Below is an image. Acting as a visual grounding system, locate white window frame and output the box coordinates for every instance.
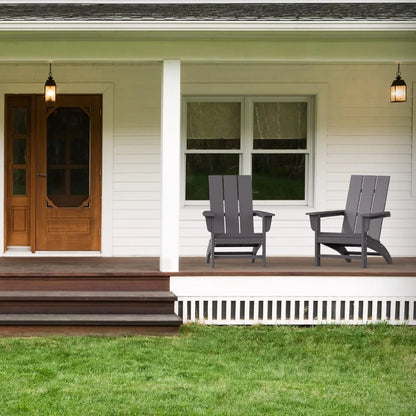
[182,95,314,206]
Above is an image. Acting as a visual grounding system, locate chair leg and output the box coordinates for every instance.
[361,234,368,268]
[262,240,266,268]
[315,239,321,266]
[367,237,393,265]
[326,244,352,263]
[210,239,215,268]
[251,245,260,263]
[205,240,211,264]
[378,242,393,265]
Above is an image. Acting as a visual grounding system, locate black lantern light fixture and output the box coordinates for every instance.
[44,62,56,103]
[390,63,407,103]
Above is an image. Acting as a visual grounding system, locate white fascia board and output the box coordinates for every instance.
[0,20,415,31]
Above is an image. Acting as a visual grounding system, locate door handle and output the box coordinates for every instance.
[37,173,48,177]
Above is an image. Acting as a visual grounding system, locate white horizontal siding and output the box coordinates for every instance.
[105,64,162,256]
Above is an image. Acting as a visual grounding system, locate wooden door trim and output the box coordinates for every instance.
[4,94,102,252]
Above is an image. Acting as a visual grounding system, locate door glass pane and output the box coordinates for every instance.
[186,154,239,200]
[13,108,28,135]
[47,107,90,207]
[13,169,26,196]
[47,168,66,195]
[47,138,66,164]
[71,169,89,195]
[13,138,27,164]
[187,102,241,150]
[71,137,89,164]
[253,102,307,150]
[252,154,305,200]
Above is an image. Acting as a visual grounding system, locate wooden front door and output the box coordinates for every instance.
[4,94,102,252]
[35,95,102,251]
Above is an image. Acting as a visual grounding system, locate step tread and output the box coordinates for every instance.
[0,313,182,326]
[0,291,176,301]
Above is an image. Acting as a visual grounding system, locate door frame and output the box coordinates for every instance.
[1,82,114,256]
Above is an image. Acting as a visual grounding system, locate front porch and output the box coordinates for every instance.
[0,256,415,333]
[1,256,415,275]
[0,255,415,276]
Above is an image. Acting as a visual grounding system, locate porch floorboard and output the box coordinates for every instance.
[0,256,414,277]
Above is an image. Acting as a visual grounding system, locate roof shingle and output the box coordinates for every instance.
[0,3,415,22]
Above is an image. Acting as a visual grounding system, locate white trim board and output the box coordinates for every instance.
[172,275,416,325]
[1,21,415,32]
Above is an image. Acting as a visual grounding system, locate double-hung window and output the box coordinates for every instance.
[183,96,313,204]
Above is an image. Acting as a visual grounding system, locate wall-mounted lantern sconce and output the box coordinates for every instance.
[390,63,407,103]
[44,62,56,103]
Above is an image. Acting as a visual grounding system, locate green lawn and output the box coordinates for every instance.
[0,324,415,415]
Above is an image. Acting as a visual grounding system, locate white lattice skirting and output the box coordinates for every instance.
[171,276,416,326]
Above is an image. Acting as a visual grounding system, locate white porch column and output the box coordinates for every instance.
[160,60,181,272]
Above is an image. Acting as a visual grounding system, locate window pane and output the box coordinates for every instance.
[13,169,26,196]
[187,102,241,150]
[13,138,26,164]
[186,154,239,200]
[13,108,28,135]
[253,102,307,150]
[252,154,305,200]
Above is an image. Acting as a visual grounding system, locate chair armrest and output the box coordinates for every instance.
[360,211,391,233]
[203,211,215,233]
[253,210,274,233]
[306,210,345,218]
[360,211,391,219]
[253,210,275,218]
[306,210,345,232]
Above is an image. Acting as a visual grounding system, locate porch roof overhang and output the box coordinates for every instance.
[1,2,415,32]
[0,3,415,63]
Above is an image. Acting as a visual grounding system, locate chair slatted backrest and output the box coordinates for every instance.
[209,175,254,235]
[342,175,390,239]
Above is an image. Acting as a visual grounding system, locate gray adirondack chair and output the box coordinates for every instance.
[307,175,392,268]
[203,175,274,268]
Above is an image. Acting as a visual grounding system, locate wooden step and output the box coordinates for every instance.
[0,276,170,291]
[0,291,177,314]
[0,314,182,337]
[0,313,182,325]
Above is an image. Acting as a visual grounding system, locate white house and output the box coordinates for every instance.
[0,1,415,329]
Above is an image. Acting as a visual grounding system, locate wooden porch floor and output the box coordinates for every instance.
[0,256,415,277]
